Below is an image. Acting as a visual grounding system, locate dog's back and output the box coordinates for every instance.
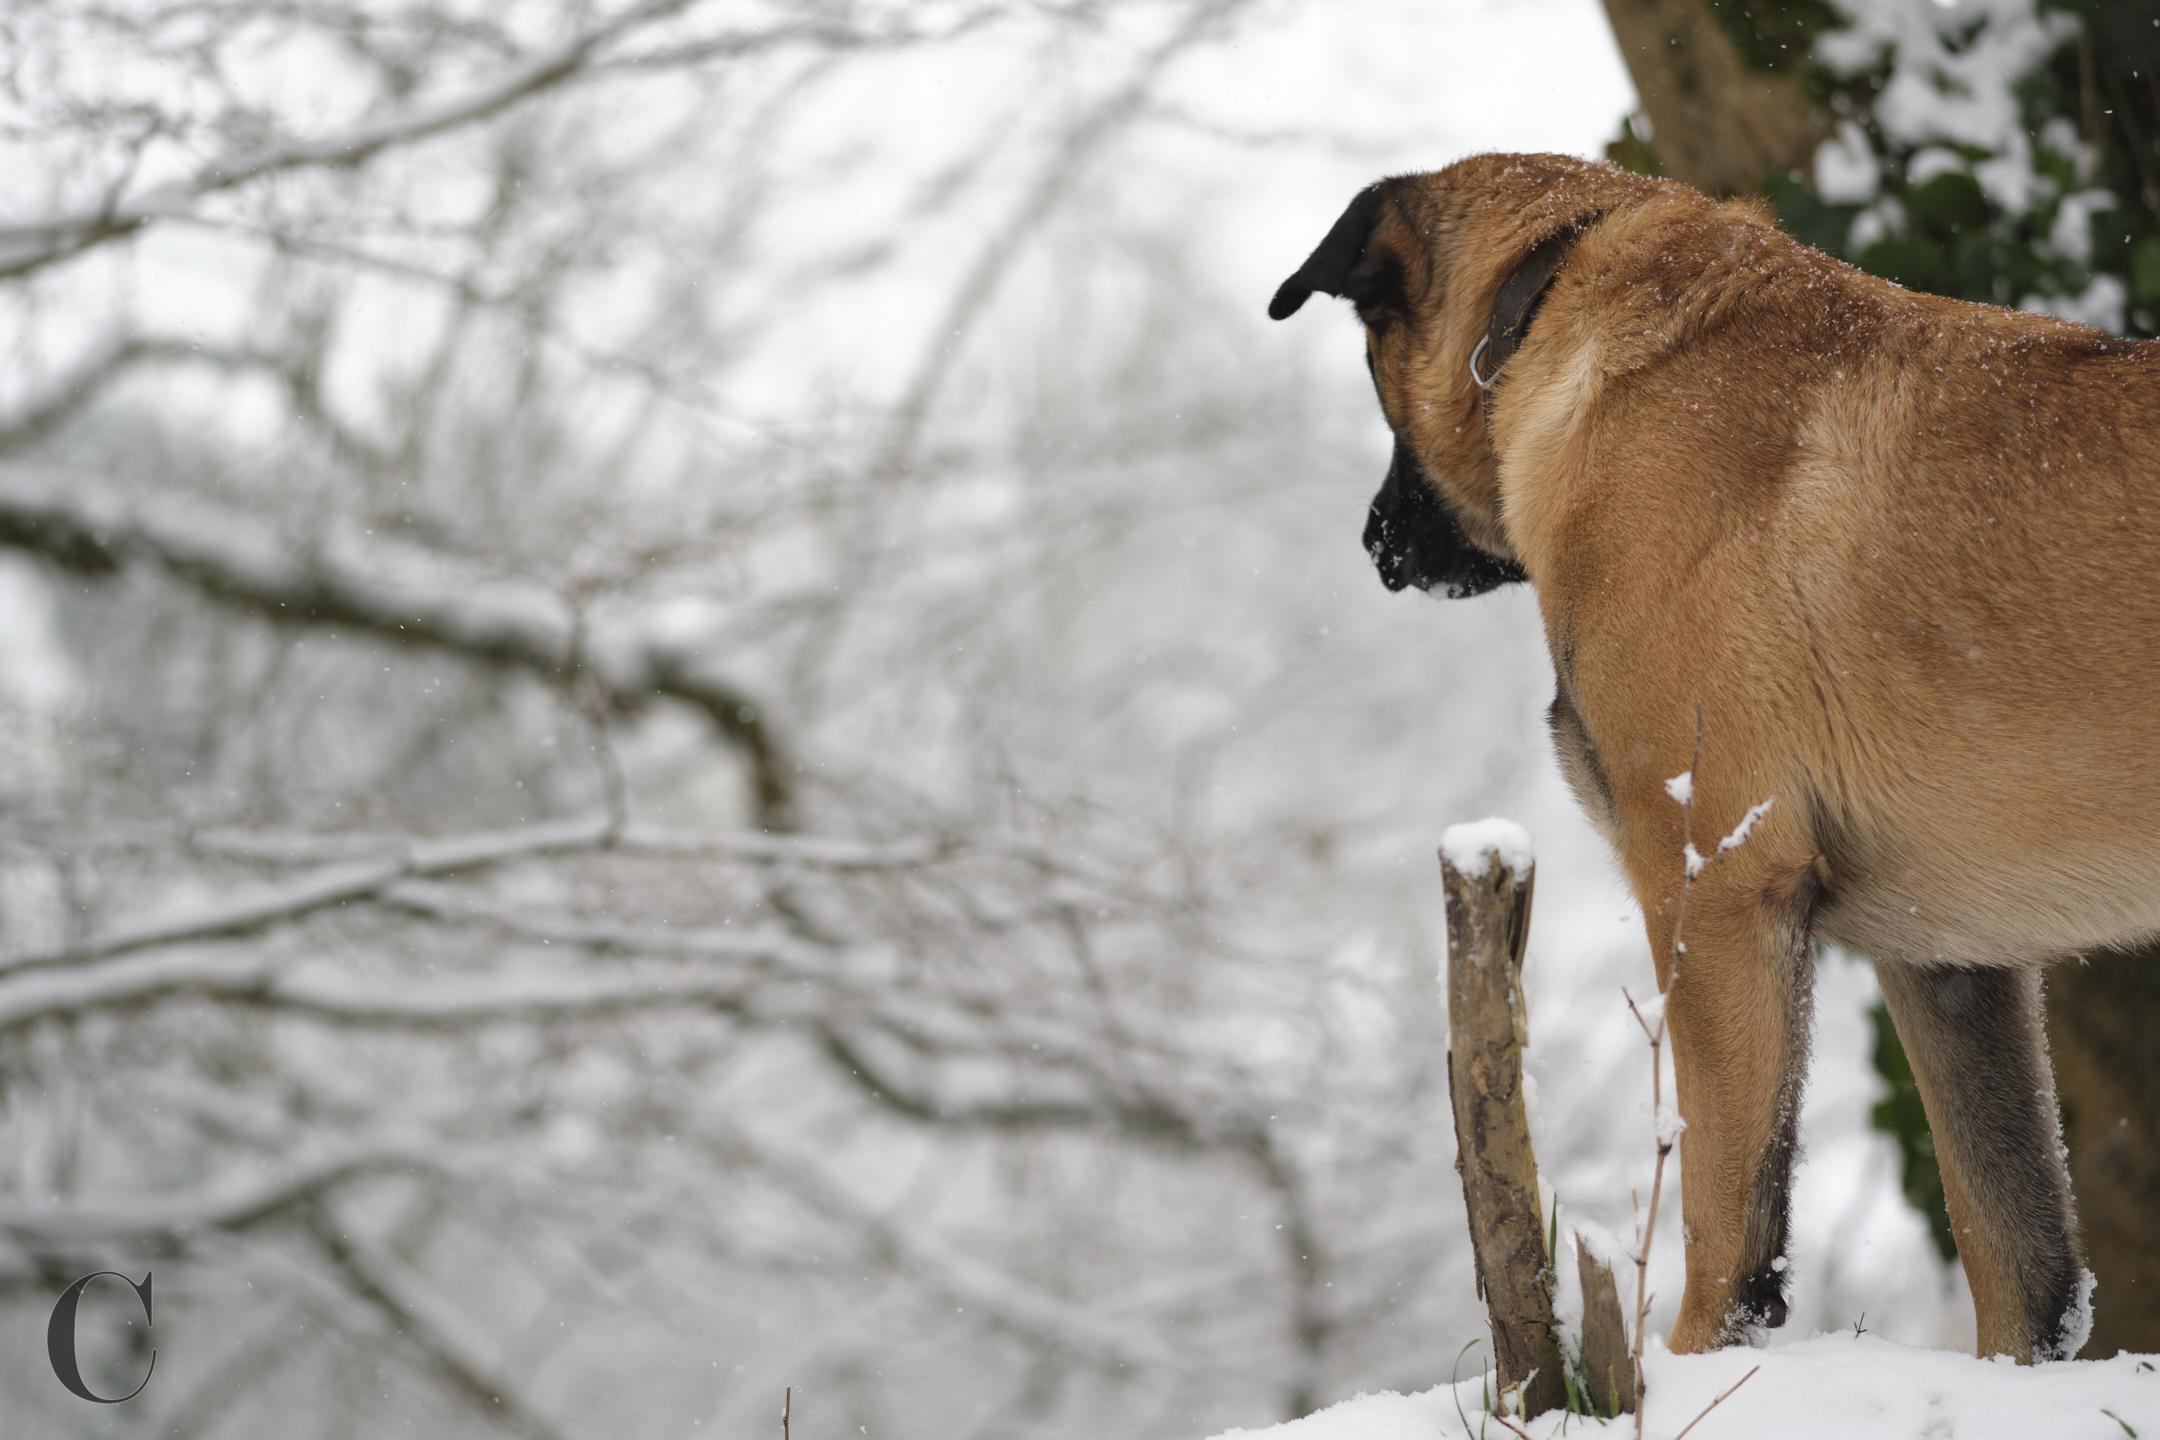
[1797,296,2160,962]
[1506,193,2160,965]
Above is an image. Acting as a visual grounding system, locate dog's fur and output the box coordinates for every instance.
[1270,153,2160,1359]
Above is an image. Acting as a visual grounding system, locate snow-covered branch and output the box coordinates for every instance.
[0,946,801,1036]
[0,1139,448,1247]
[194,818,947,871]
[0,468,790,819]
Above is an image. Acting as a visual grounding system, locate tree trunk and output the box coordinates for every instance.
[2047,949,2160,1353]
[1597,0,1822,194]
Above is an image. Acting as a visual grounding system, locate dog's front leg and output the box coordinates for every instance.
[1633,843,1818,1354]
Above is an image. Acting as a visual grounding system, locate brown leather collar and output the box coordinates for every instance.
[1472,220,1594,424]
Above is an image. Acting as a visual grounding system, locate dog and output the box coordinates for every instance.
[1270,152,2160,1361]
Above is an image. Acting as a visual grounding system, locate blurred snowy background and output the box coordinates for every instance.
[0,0,2092,1435]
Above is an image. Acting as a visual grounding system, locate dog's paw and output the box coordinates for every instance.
[1666,1305,1726,1355]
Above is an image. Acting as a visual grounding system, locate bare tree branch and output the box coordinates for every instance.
[0,0,701,280]
[0,812,945,978]
[600,9,1002,70]
[0,334,381,461]
[733,1121,1241,1378]
[878,0,1252,467]
[309,1214,576,1440]
[0,816,609,978]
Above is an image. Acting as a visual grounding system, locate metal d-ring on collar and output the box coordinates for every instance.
[1467,334,1495,390]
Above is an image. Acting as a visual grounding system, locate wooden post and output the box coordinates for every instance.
[1440,827,1565,1418]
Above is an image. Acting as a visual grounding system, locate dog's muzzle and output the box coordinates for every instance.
[1363,440,1527,599]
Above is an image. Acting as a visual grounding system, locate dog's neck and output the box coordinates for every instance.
[1470,222,1593,422]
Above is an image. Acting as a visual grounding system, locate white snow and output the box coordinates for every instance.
[1820,1,2077,171]
[1440,818,1535,879]
[1906,145,1968,188]
[1569,1216,1632,1277]
[2047,190,2115,266]
[1662,771,1693,806]
[1549,1217,1586,1369]
[1717,797,1776,856]
[1813,120,1880,204]
[0,555,75,714]
[2052,1269,2101,1365]
[1207,1336,2160,1439]
[2024,274,2128,335]
[1849,194,1908,252]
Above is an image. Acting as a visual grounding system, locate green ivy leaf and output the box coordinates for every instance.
[2131,234,2160,305]
[1859,233,1947,292]
[1905,170,1990,232]
[1762,172,1857,254]
[1868,1001,1957,1263]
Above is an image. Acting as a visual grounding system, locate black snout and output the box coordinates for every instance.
[1362,492,1412,592]
[1363,441,1527,599]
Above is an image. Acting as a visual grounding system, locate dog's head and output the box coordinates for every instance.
[1269,154,1653,599]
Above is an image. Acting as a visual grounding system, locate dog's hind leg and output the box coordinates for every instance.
[1653,854,1818,1354]
[1872,960,2086,1360]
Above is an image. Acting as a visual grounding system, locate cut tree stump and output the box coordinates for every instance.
[1574,1233,1637,1416]
[1440,831,1565,1418]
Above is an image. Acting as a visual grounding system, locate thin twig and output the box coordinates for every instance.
[564,588,629,841]
[1624,990,1670,1440]
[1628,706,1705,1437]
[1489,1409,1536,1440]
[781,1386,792,1439]
[1670,1364,1760,1440]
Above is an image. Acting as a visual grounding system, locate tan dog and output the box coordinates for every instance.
[1271,153,2160,1361]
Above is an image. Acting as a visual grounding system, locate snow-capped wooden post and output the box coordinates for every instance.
[1440,820,1566,1418]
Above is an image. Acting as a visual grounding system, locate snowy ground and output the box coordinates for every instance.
[1211,1336,2160,1439]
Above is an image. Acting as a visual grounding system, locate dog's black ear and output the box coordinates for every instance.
[1268,184,1393,320]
